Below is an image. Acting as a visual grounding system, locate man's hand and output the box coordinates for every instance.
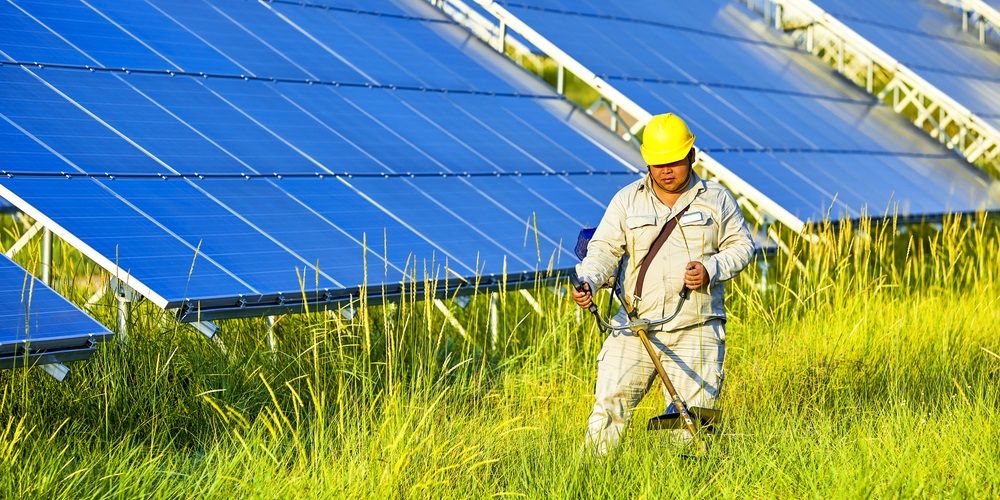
[572,280,593,309]
[684,261,709,290]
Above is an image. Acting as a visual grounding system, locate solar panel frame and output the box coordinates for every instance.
[0,253,112,368]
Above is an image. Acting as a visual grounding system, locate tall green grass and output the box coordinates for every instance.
[0,213,998,497]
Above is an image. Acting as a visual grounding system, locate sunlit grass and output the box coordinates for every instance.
[0,213,998,497]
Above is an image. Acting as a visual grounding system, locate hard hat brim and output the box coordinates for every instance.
[640,135,695,166]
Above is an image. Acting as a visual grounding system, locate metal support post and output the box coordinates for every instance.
[266,315,276,352]
[488,292,499,350]
[866,59,874,94]
[836,38,845,74]
[41,228,52,285]
[609,103,618,132]
[110,278,139,340]
[758,216,773,291]
[773,3,782,30]
[496,20,507,53]
[556,63,565,95]
[116,293,129,340]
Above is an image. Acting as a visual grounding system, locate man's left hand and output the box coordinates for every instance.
[684,261,709,290]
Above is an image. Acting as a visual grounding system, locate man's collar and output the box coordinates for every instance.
[638,171,706,196]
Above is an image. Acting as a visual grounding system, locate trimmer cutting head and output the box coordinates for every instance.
[647,403,722,433]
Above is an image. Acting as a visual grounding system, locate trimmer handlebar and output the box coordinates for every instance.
[570,272,692,333]
[572,273,690,301]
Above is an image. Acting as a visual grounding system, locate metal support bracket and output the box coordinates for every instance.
[945,0,1000,46]
[190,320,226,353]
[84,283,108,310]
[39,362,69,382]
[190,320,218,339]
[339,304,356,321]
[452,295,472,309]
[518,289,543,315]
[746,0,1000,175]
[3,221,43,258]
[41,228,52,285]
[433,298,470,340]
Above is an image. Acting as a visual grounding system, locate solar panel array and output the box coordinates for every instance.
[0,0,642,320]
[490,0,1000,223]
[0,254,112,367]
[813,0,1000,129]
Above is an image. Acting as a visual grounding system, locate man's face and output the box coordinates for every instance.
[648,155,691,193]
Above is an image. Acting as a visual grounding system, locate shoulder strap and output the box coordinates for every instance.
[634,206,688,300]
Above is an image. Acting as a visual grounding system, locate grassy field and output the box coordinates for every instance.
[1,213,998,498]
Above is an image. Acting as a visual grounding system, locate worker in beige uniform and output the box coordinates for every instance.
[573,113,755,454]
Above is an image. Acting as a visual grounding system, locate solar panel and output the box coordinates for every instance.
[485,0,1000,223]
[812,0,1000,129]
[0,253,112,368]
[0,0,642,320]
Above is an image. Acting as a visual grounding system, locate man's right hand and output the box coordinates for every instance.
[572,280,593,309]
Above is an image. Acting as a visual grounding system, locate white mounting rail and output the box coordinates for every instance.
[749,0,1000,169]
[944,0,1000,44]
[429,0,807,234]
[427,0,534,55]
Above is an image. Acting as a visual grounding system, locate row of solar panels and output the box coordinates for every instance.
[1,0,997,374]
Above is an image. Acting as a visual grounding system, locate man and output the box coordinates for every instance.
[573,113,755,454]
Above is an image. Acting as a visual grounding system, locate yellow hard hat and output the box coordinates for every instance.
[640,113,696,165]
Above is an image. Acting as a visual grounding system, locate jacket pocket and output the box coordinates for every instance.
[625,214,658,266]
[625,215,657,229]
[675,210,717,251]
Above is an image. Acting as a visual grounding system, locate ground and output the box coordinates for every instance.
[0,215,997,497]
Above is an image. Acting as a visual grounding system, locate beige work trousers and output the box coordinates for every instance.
[585,319,725,454]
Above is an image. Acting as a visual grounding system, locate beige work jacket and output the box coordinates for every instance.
[576,173,755,331]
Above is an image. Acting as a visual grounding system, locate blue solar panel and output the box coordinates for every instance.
[493,0,1000,222]
[0,0,640,319]
[0,254,112,367]
[813,0,1000,128]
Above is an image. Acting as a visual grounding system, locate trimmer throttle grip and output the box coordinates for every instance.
[569,274,600,314]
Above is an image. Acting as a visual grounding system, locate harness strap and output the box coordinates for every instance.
[633,206,688,300]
